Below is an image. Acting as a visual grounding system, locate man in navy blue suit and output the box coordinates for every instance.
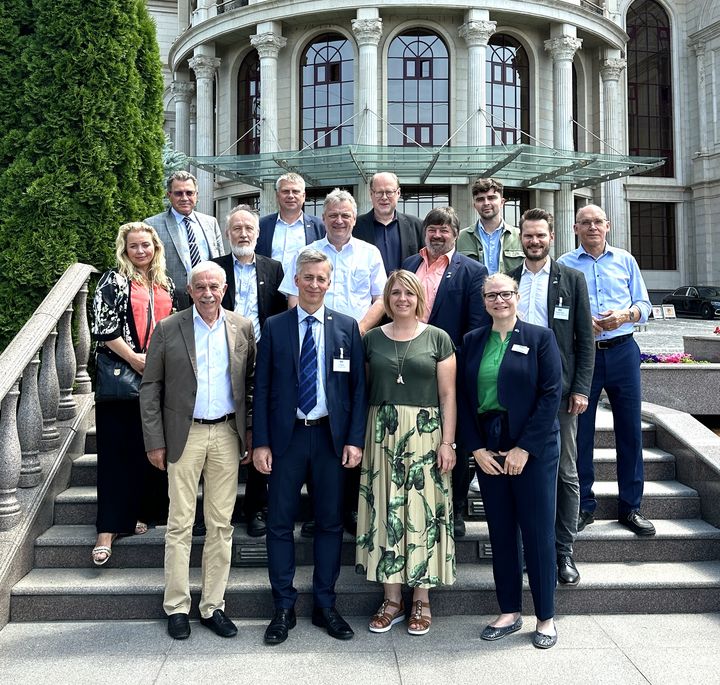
[253,248,367,645]
[402,207,490,536]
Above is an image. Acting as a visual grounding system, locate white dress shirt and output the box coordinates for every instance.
[518,258,551,327]
[233,255,260,341]
[296,305,328,420]
[271,214,306,275]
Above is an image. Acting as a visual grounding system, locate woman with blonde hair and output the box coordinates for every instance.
[91,222,175,565]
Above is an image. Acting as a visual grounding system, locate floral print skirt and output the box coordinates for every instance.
[355,403,456,588]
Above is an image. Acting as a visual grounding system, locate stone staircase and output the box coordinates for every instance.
[9,407,720,621]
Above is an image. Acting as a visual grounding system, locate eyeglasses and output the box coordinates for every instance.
[577,218,606,227]
[483,291,517,302]
[171,190,197,197]
[372,189,399,198]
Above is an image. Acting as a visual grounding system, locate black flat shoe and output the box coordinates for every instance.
[618,510,656,536]
[264,607,297,645]
[577,510,594,532]
[557,554,580,585]
[533,629,558,649]
[312,606,354,640]
[200,608,238,637]
[167,613,191,640]
[247,510,267,538]
[480,616,522,641]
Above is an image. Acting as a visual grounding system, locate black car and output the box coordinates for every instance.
[662,286,720,319]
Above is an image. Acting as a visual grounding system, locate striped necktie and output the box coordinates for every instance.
[183,216,201,267]
[298,316,318,415]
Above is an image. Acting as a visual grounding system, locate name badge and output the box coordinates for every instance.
[511,344,529,355]
[554,306,570,321]
[333,346,350,373]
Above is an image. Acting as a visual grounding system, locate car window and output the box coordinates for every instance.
[688,288,698,297]
[698,287,720,297]
[673,287,688,296]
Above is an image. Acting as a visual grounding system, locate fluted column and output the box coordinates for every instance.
[73,280,92,394]
[188,54,221,215]
[0,382,22,530]
[56,306,77,420]
[18,356,43,487]
[39,330,60,451]
[459,18,496,147]
[172,80,195,156]
[250,32,287,155]
[545,35,582,256]
[600,57,629,250]
[189,103,197,177]
[352,15,382,146]
[693,44,708,155]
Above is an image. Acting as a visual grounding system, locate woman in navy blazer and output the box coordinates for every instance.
[457,273,562,649]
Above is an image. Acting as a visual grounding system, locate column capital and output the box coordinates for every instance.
[351,18,383,46]
[188,55,221,80]
[171,80,195,103]
[544,36,582,61]
[691,42,706,58]
[250,32,287,59]
[459,20,496,47]
[600,57,627,81]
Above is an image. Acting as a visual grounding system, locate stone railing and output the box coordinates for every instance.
[0,263,98,532]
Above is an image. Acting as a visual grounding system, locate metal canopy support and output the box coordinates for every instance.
[521,156,597,187]
[483,147,525,179]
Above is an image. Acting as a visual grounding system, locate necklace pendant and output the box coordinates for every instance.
[396,374,404,384]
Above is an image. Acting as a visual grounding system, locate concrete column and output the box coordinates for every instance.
[351,12,382,147]
[171,79,195,156]
[459,13,496,147]
[189,53,221,215]
[545,32,582,257]
[693,44,708,155]
[250,31,287,155]
[189,103,197,177]
[600,57,629,250]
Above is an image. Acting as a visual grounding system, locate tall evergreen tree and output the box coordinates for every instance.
[0,0,165,348]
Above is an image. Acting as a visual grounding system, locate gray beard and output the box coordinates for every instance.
[232,245,255,258]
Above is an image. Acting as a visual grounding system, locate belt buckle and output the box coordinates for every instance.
[304,418,313,427]
[597,340,610,350]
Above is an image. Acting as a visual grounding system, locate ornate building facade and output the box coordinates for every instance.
[149,0,720,295]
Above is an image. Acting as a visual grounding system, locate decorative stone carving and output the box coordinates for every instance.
[73,280,92,394]
[18,356,43,487]
[459,20,496,47]
[600,57,627,82]
[40,330,60,451]
[0,381,22,530]
[56,306,77,420]
[171,80,196,103]
[188,55,221,81]
[544,36,583,61]
[250,33,287,59]
[351,18,383,46]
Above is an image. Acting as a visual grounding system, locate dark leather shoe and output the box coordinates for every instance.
[312,606,354,640]
[577,510,594,532]
[200,608,238,637]
[167,613,191,640]
[300,520,315,538]
[533,629,558,649]
[618,510,656,536]
[454,509,466,538]
[557,554,580,585]
[344,511,358,536]
[264,608,297,645]
[247,510,267,538]
[192,521,206,537]
[480,616,522,641]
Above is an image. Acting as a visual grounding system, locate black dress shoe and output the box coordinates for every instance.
[192,521,207,537]
[557,554,580,585]
[480,616,522,641]
[247,510,267,538]
[200,608,238,637]
[311,606,354,640]
[454,509,466,538]
[300,520,315,538]
[618,510,656,536]
[344,511,358,536]
[264,607,297,645]
[167,613,191,640]
[577,510,594,532]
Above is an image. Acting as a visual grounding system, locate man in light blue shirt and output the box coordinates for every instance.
[558,204,655,537]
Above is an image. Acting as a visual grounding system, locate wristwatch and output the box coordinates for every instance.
[628,308,637,322]
[441,441,457,449]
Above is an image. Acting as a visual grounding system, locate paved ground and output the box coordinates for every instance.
[1,613,719,684]
[634,315,718,354]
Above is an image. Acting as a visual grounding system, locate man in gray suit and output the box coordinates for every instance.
[140,261,255,640]
[509,208,594,586]
[144,171,225,309]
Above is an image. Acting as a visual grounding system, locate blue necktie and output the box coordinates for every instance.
[298,316,318,415]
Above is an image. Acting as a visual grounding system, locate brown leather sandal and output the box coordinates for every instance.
[407,600,431,635]
[368,598,405,633]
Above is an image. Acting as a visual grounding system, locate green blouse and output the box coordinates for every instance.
[476,330,512,413]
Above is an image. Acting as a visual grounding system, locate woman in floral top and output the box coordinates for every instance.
[91,222,175,565]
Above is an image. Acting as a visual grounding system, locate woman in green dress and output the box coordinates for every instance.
[356,270,457,635]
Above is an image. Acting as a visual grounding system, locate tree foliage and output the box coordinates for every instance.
[0,0,165,348]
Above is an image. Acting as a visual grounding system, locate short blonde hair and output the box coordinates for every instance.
[383,270,426,320]
[482,272,518,295]
[114,222,170,290]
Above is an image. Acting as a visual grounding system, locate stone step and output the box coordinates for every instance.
[592,447,675,481]
[11,560,720,622]
[592,406,656,448]
[33,518,720,570]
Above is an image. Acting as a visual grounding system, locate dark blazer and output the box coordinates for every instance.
[510,259,595,399]
[457,319,562,459]
[256,212,325,259]
[354,210,424,269]
[211,253,286,328]
[253,307,367,459]
[140,309,255,463]
[403,251,491,346]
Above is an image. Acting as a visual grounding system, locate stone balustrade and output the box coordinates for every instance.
[0,263,98,531]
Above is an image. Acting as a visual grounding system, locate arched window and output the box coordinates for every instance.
[387,30,449,147]
[486,34,529,145]
[627,0,673,176]
[237,50,260,155]
[300,34,354,149]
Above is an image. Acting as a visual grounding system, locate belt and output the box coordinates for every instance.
[595,333,633,350]
[296,416,329,427]
[193,413,235,425]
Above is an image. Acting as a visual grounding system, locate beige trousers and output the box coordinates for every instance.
[164,421,239,618]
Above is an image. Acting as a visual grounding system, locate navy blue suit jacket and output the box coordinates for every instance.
[403,251,491,346]
[457,319,562,459]
[253,306,367,459]
[354,210,424,269]
[256,212,325,259]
